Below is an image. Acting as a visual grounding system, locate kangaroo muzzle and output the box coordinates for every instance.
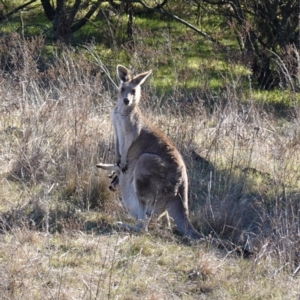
[124,98,129,105]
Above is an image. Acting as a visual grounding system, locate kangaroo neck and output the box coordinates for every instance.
[115,104,141,117]
[115,104,133,116]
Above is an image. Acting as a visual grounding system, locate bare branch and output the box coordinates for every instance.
[0,0,38,22]
[121,0,224,46]
[69,0,82,24]
[158,7,222,45]
[71,0,103,33]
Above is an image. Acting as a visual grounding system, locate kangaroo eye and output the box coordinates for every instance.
[132,89,136,95]
[121,87,125,93]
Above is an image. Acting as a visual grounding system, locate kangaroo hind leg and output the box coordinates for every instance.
[167,194,203,240]
[133,153,172,228]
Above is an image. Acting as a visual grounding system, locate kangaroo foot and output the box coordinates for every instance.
[115,222,145,233]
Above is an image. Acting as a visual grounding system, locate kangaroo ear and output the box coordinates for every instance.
[132,70,152,86]
[117,65,132,83]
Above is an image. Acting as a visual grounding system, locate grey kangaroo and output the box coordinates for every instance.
[97,65,202,239]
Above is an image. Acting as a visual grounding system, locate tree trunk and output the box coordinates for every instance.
[126,3,135,50]
[53,10,72,42]
[40,0,55,21]
[252,56,278,90]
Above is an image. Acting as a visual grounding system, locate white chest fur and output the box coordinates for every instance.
[113,110,140,158]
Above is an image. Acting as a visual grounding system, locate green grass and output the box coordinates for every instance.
[2,1,298,109]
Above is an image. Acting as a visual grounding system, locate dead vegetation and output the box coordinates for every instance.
[0,33,300,299]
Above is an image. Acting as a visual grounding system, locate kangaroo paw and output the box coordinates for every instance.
[108,171,116,179]
[119,162,128,173]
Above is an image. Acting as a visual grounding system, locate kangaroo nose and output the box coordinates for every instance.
[124,98,129,105]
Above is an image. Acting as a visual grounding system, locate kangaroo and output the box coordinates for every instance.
[96,163,120,191]
[97,65,202,239]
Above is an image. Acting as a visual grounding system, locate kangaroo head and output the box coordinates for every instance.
[117,65,152,108]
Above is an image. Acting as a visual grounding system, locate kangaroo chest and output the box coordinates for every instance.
[113,111,140,155]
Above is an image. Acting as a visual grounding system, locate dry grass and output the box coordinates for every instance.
[0,229,299,299]
[0,33,300,299]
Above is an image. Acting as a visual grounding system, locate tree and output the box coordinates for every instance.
[196,0,300,89]
[40,0,103,42]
